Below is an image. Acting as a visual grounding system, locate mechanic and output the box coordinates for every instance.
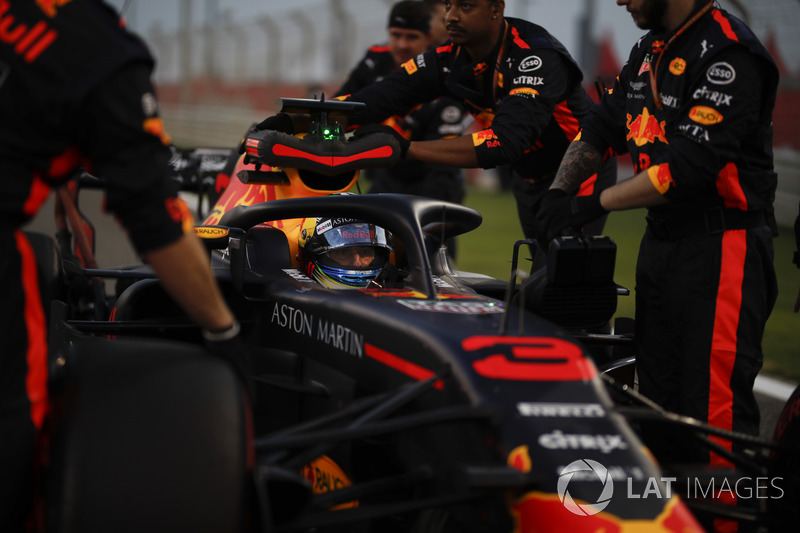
[0,2,245,530]
[263,0,616,256]
[298,217,395,289]
[423,0,450,47]
[335,0,468,258]
[534,0,778,529]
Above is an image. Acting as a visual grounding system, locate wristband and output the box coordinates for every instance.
[202,320,240,342]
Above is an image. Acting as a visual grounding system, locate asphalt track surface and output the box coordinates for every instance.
[26,190,797,441]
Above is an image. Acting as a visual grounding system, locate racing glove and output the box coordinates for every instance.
[254,112,295,134]
[203,321,255,399]
[534,192,608,247]
[353,123,410,158]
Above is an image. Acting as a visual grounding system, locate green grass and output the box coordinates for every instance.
[456,187,800,382]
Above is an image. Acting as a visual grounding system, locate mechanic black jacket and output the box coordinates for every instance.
[336,44,467,184]
[0,0,188,253]
[347,17,593,183]
[579,2,779,217]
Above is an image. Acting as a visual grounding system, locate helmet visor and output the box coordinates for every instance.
[314,221,390,253]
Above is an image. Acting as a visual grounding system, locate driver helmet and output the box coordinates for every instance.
[298,217,393,289]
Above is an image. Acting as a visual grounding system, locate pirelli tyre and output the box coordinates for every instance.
[768,384,800,531]
[44,334,253,533]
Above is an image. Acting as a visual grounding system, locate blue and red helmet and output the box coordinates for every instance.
[298,217,393,289]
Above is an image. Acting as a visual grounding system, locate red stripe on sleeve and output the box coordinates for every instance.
[552,101,581,141]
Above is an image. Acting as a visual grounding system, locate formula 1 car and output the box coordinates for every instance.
[33,98,799,532]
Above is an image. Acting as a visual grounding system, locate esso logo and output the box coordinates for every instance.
[519,55,543,72]
[706,62,736,85]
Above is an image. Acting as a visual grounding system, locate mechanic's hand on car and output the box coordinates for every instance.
[534,189,608,247]
[203,321,256,399]
[254,112,295,134]
[353,123,410,158]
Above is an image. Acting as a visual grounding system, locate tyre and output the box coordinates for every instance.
[768,384,800,531]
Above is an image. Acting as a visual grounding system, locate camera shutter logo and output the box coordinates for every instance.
[557,459,614,516]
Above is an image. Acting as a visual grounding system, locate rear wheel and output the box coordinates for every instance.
[768,384,800,530]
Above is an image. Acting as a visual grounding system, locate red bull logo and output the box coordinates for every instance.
[510,492,702,533]
[508,446,532,474]
[626,107,668,147]
[472,129,500,148]
[651,40,665,54]
[647,163,674,194]
[0,0,58,63]
[402,58,418,75]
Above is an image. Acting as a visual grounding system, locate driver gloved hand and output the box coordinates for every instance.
[534,191,608,246]
[202,321,255,400]
[353,123,410,158]
[254,112,295,134]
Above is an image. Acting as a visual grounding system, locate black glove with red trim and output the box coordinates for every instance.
[534,191,608,247]
[353,123,410,158]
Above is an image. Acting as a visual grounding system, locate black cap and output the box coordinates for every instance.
[387,1,431,33]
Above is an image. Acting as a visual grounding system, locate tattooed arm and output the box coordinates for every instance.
[550,140,604,194]
[552,140,669,210]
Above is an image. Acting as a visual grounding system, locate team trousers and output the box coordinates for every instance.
[636,225,776,465]
[0,231,48,532]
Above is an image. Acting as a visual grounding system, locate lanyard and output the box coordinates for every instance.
[650,1,714,109]
[452,19,511,113]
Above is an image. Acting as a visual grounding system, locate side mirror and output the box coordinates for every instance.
[194,225,235,251]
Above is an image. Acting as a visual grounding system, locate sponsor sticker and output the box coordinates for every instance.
[629,81,647,92]
[668,57,686,76]
[510,87,539,97]
[517,402,606,418]
[508,445,533,473]
[706,61,736,85]
[397,300,504,314]
[316,219,333,234]
[518,55,542,72]
[638,55,652,76]
[538,430,628,454]
[692,85,733,106]
[194,226,228,238]
[512,75,544,86]
[472,128,498,147]
[402,58,418,75]
[689,105,723,125]
[440,105,462,123]
[141,92,159,117]
[647,163,673,194]
[302,456,358,509]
